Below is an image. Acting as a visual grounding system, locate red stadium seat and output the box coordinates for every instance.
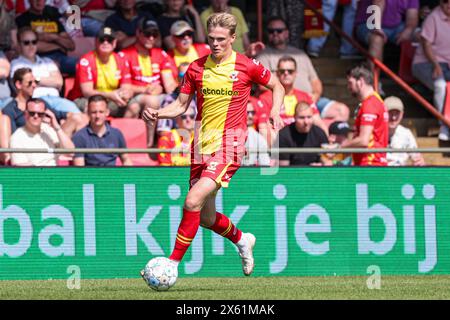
[398,41,417,85]
[68,37,96,59]
[64,77,75,98]
[109,118,159,166]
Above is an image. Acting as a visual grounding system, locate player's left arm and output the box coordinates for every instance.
[341,125,374,148]
[142,92,194,123]
[264,74,285,131]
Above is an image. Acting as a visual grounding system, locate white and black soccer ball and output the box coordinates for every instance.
[142,257,178,291]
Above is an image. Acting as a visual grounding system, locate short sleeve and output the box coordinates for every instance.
[420,12,437,44]
[78,57,94,84]
[247,58,271,86]
[117,52,132,85]
[179,63,197,95]
[72,131,86,158]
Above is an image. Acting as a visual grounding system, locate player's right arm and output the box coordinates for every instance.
[142,92,194,122]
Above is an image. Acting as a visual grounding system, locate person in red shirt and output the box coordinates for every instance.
[121,17,178,147]
[142,12,285,281]
[69,27,135,118]
[341,64,389,166]
[167,20,211,68]
[257,55,327,146]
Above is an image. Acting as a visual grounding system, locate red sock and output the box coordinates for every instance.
[169,208,200,261]
[208,212,242,244]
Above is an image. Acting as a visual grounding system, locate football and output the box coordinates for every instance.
[141,257,178,291]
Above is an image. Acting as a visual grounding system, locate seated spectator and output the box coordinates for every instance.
[0,68,85,164]
[256,17,324,104]
[157,104,195,166]
[258,55,330,146]
[167,20,210,67]
[157,0,205,50]
[306,0,360,59]
[104,0,156,50]
[355,0,419,88]
[121,17,178,147]
[0,51,12,109]
[322,121,353,166]
[10,97,75,166]
[15,0,77,75]
[0,0,19,60]
[277,102,329,166]
[72,95,133,166]
[242,98,270,166]
[68,27,136,118]
[412,1,450,141]
[11,27,81,114]
[200,0,249,53]
[385,96,425,166]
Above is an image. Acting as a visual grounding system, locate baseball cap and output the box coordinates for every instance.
[170,20,194,36]
[138,17,159,32]
[97,26,116,39]
[329,121,352,136]
[384,96,404,112]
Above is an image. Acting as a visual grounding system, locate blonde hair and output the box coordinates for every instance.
[206,12,237,35]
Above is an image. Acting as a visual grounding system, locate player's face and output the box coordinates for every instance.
[277,61,297,87]
[294,107,314,133]
[388,109,403,130]
[19,31,38,58]
[207,26,235,59]
[138,29,159,49]
[267,20,288,47]
[173,31,193,51]
[88,101,110,127]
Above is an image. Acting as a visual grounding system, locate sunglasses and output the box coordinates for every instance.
[98,36,114,44]
[25,80,39,87]
[175,32,194,39]
[22,39,38,46]
[27,111,46,118]
[181,114,195,120]
[143,30,159,38]
[268,28,286,34]
[277,69,295,75]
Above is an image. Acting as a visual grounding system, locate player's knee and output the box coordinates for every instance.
[184,196,202,212]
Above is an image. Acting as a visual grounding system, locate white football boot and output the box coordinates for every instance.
[237,233,256,276]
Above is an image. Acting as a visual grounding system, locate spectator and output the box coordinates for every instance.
[72,95,133,166]
[0,51,12,109]
[11,27,81,114]
[412,1,450,141]
[341,64,389,166]
[354,0,419,87]
[121,17,178,146]
[242,98,270,166]
[15,0,77,75]
[257,55,329,146]
[10,97,75,166]
[200,0,249,53]
[157,0,205,50]
[322,121,353,166]
[68,27,136,118]
[267,0,304,49]
[0,68,85,164]
[256,17,323,103]
[167,20,210,67]
[71,0,116,37]
[104,0,156,50]
[384,96,425,166]
[306,0,360,59]
[0,0,18,60]
[277,102,329,166]
[157,104,195,166]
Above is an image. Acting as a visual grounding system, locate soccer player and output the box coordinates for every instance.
[341,64,389,166]
[142,12,285,276]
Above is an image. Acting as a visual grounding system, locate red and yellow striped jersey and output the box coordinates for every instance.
[180,51,271,157]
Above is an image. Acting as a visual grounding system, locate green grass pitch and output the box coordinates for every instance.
[0,276,450,299]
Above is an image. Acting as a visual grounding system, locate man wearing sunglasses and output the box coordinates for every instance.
[9,97,75,166]
[121,17,178,147]
[69,27,135,118]
[167,20,211,68]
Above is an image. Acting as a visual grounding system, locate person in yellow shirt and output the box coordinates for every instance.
[200,0,249,53]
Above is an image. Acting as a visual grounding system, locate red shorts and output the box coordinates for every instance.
[189,155,241,189]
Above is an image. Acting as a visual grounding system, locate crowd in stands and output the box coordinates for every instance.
[0,0,446,167]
